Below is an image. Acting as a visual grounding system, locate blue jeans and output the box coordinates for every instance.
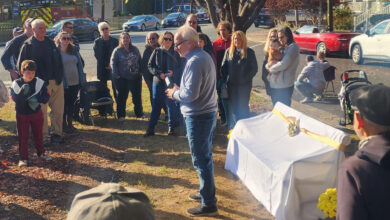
[147,82,166,131]
[270,86,294,106]
[185,112,217,207]
[294,81,321,99]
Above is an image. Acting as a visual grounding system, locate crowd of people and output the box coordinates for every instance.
[1,13,389,219]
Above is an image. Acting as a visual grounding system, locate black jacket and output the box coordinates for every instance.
[17,36,64,85]
[10,77,50,115]
[337,132,390,220]
[93,36,119,81]
[221,48,258,86]
[1,33,28,71]
[147,47,180,84]
[141,45,155,82]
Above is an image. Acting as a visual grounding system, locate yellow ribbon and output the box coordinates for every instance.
[272,109,347,151]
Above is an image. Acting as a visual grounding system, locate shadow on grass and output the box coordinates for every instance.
[0,203,45,220]
[0,171,89,210]
[154,209,192,220]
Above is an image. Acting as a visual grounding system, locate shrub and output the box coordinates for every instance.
[334,7,353,31]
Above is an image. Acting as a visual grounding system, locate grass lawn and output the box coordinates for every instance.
[0,83,275,219]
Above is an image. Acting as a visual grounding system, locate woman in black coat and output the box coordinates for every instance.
[221,31,258,129]
[144,31,181,137]
[93,22,119,95]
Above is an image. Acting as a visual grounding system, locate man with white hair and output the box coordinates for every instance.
[17,19,64,145]
[1,18,35,80]
[166,26,218,217]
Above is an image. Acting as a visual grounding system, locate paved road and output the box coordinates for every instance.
[1,23,389,119]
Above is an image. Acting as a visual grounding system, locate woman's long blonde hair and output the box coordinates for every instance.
[264,28,277,53]
[229,31,247,60]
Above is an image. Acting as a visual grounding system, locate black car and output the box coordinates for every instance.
[254,9,275,28]
[46,18,100,41]
[162,12,187,27]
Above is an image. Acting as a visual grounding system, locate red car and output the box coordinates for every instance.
[293,25,359,55]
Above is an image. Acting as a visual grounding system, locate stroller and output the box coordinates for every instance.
[338,70,371,125]
[74,81,115,125]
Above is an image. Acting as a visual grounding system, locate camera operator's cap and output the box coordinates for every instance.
[12,27,23,35]
[24,18,35,27]
[350,84,390,126]
[67,183,155,220]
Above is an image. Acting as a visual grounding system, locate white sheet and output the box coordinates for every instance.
[225,103,350,220]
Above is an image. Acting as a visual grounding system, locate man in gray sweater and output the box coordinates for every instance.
[166,26,218,217]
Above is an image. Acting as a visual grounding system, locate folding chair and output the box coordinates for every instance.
[323,65,336,97]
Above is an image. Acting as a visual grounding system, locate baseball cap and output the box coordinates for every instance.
[350,84,390,126]
[13,27,23,35]
[67,183,155,220]
[24,18,36,27]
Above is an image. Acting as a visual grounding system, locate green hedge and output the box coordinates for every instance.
[333,7,353,31]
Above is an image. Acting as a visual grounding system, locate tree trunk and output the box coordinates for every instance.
[327,0,334,31]
[195,0,266,33]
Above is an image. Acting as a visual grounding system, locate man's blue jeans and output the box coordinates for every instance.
[270,86,294,106]
[294,81,321,99]
[185,112,217,207]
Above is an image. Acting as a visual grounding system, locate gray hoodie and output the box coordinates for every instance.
[268,42,300,89]
[110,46,142,80]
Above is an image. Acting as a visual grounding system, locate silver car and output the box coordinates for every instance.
[122,15,160,32]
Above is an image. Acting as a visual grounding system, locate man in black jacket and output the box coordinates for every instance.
[1,18,35,80]
[17,19,64,144]
[337,84,390,220]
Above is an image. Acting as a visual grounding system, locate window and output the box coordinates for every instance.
[371,21,389,34]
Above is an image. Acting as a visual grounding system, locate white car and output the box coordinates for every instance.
[349,19,390,64]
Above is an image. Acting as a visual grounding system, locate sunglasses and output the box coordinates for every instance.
[164,37,173,41]
[102,27,109,31]
[62,37,71,41]
[66,26,74,29]
[174,40,187,48]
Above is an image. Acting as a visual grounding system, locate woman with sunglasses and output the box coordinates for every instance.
[93,22,119,98]
[110,32,143,121]
[144,31,181,137]
[55,31,86,133]
[221,31,258,129]
[141,32,167,117]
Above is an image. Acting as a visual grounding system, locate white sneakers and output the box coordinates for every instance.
[300,98,313,104]
[18,160,27,167]
[314,94,323,102]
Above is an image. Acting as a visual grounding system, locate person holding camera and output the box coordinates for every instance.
[144,31,181,137]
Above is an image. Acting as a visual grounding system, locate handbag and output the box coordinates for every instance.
[221,82,229,99]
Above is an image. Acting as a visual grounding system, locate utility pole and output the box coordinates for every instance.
[101,0,105,21]
[327,0,333,31]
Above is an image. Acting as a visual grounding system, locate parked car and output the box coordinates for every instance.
[162,12,187,27]
[349,19,390,64]
[293,25,359,55]
[196,10,211,23]
[167,4,191,13]
[254,8,274,28]
[122,15,160,32]
[46,18,99,41]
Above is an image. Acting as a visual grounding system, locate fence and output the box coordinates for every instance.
[0,25,14,44]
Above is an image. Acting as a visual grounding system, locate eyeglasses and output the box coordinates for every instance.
[164,37,173,41]
[62,37,71,41]
[102,27,109,31]
[174,40,187,48]
[188,21,197,24]
[66,26,73,29]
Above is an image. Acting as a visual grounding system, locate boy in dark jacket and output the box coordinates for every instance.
[337,84,390,220]
[11,60,51,167]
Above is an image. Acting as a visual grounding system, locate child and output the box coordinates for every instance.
[10,60,51,167]
[267,39,283,83]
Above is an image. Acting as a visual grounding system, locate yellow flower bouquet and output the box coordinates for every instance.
[227,129,233,139]
[317,188,337,220]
